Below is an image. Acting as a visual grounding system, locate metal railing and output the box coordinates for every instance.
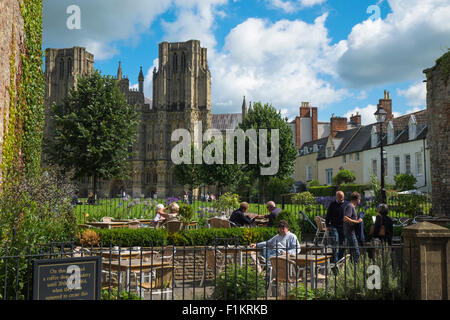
[0,240,412,300]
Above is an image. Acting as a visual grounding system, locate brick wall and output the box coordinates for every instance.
[424,62,450,216]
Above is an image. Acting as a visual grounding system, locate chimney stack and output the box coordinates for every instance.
[378,90,393,121]
[330,116,347,137]
[350,112,361,125]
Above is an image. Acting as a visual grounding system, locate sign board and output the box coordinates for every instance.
[33,256,101,300]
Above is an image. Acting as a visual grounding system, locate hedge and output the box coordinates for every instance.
[81,227,284,247]
[308,184,370,197]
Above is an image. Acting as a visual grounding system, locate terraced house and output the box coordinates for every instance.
[294,92,431,192]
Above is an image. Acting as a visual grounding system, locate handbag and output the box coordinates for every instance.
[369,215,385,237]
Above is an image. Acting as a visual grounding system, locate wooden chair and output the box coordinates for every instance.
[313,216,329,246]
[269,256,303,297]
[207,217,223,228]
[219,219,232,228]
[200,248,226,287]
[138,266,174,300]
[128,220,140,229]
[165,220,183,233]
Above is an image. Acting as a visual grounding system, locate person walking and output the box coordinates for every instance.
[325,191,346,269]
[343,192,363,263]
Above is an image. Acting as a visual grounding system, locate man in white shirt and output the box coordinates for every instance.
[250,220,301,270]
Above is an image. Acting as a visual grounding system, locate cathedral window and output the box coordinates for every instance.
[60,59,64,79]
[173,53,178,72]
[68,58,72,75]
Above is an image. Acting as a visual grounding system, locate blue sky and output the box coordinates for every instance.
[42,0,450,124]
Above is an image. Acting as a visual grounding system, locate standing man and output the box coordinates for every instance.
[256,201,282,227]
[325,191,346,269]
[343,192,363,263]
[229,202,255,227]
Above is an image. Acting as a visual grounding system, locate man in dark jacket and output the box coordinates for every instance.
[256,201,282,227]
[229,202,255,227]
[325,191,346,265]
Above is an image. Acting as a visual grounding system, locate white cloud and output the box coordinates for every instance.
[209,14,348,117]
[43,0,171,60]
[337,0,450,87]
[397,81,426,108]
[344,104,378,125]
[266,0,327,13]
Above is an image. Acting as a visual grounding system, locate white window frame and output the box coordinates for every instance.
[415,152,423,176]
[326,169,333,185]
[405,154,411,174]
[394,156,400,176]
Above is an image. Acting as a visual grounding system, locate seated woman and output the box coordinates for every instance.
[372,203,394,245]
[86,192,95,205]
[161,202,179,222]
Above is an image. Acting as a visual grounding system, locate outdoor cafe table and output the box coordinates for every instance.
[287,254,333,289]
[102,258,171,291]
[86,221,129,229]
[101,249,159,261]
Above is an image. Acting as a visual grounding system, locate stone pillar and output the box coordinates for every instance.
[402,222,450,300]
[423,53,450,217]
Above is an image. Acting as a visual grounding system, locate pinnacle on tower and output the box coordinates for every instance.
[242,96,247,118]
[117,61,123,80]
[138,66,144,93]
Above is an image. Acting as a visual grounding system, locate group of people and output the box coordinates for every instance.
[229,201,282,228]
[326,191,393,269]
[150,202,180,227]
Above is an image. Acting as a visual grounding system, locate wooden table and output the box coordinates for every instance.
[287,254,332,289]
[101,250,159,261]
[102,259,172,291]
[86,221,129,229]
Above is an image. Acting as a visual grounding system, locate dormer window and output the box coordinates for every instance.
[387,121,394,144]
[327,147,332,157]
[371,126,378,148]
[408,115,417,140]
[303,146,308,155]
[313,144,318,152]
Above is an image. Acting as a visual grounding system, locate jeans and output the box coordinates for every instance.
[345,232,360,264]
[329,226,345,264]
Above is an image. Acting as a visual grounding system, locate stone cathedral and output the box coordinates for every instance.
[44,40,246,198]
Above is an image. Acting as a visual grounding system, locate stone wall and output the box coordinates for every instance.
[424,55,450,217]
[0,0,26,184]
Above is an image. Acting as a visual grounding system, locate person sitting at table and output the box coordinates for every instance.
[162,202,179,222]
[255,201,281,227]
[250,220,301,271]
[229,202,255,227]
[86,192,95,205]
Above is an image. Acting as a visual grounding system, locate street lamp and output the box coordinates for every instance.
[374,105,388,203]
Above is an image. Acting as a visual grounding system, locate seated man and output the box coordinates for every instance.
[229,202,255,227]
[250,220,301,271]
[256,201,281,227]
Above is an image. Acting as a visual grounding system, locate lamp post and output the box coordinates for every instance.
[374,105,388,203]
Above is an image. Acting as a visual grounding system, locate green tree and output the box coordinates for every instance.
[45,71,139,196]
[266,176,295,202]
[332,169,356,186]
[238,102,297,201]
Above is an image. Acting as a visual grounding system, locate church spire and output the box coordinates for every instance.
[117,61,122,80]
[248,101,252,112]
[242,96,247,118]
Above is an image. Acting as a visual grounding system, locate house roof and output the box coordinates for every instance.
[211,113,242,132]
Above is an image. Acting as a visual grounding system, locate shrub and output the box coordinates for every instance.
[86,227,279,247]
[178,203,194,224]
[101,288,142,300]
[332,169,356,186]
[288,283,330,300]
[340,184,371,197]
[213,264,267,300]
[291,192,316,206]
[308,186,336,197]
[77,229,100,247]
[308,179,321,187]
[213,193,240,216]
[394,174,417,191]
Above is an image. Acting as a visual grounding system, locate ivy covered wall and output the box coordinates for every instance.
[0,0,44,188]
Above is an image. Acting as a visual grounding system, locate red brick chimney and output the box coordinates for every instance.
[311,107,318,140]
[330,115,347,137]
[350,112,361,125]
[295,116,301,148]
[378,90,393,121]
